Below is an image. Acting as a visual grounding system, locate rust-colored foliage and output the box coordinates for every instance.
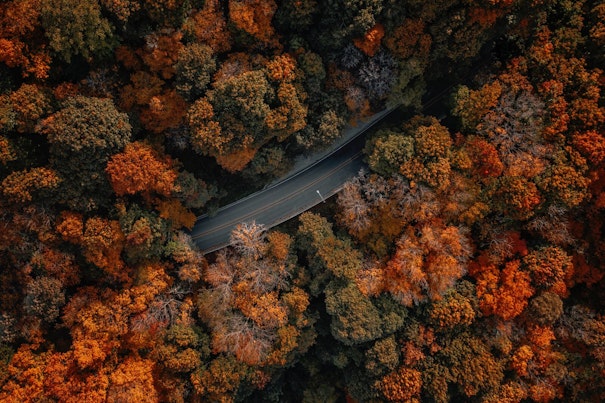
[34,247,80,286]
[198,224,306,366]
[474,259,534,320]
[214,146,258,174]
[119,76,186,135]
[266,231,291,261]
[106,142,177,201]
[337,174,406,255]
[326,63,355,92]
[468,6,506,29]
[0,345,49,401]
[384,222,471,306]
[571,253,604,287]
[61,287,129,369]
[463,136,504,179]
[106,356,158,402]
[354,259,385,297]
[56,211,84,243]
[495,176,542,220]
[377,366,422,402]
[510,344,534,377]
[156,199,196,230]
[183,0,232,53]
[343,86,371,118]
[523,246,573,292]
[573,130,605,167]
[119,71,163,110]
[116,33,187,134]
[53,82,79,100]
[43,351,110,402]
[234,291,288,329]
[9,84,51,133]
[353,24,385,57]
[1,167,60,203]
[139,32,183,80]
[266,54,297,82]
[0,135,15,165]
[139,90,187,134]
[229,0,279,47]
[0,0,51,79]
[1,1,605,401]
[384,19,431,61]
[456,66,555,182]
[81,217,126,281]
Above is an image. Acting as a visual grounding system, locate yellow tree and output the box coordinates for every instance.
[106,356,158,403]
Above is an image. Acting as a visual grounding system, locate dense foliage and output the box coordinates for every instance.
[0,0,604,401]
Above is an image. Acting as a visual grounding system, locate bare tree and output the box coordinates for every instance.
[230,221,267,258]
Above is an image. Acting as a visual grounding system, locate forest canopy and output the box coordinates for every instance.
[1,0,605,401]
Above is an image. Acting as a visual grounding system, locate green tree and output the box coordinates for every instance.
[297,50,326,101]
[296,109,344,149]
[438,333,504,399]
[325,282,383,345]
[172,170,216,210]
[118,204,169,265]
[297,212,406,347]
[41,96,131,211]
[428,281,477,330]
[365,335,400,376]
[142,0,192,27]
[175,43,217,101]
[394,116,453,190]
[275,0,319,33]
[365,129,414,177]
[316,0,384,48]
[212,70,272,145]
[40,0,116,63]
[242,146,291,184]
[188,70,274,172]
[152,324,207,374]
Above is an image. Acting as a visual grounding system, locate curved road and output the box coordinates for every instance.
[191,106,401,254]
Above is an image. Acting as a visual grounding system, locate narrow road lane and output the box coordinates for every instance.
[191,106,401,254]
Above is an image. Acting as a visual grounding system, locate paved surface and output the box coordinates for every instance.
[191,106,401,254]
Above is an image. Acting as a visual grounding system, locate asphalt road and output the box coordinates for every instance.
[191,106,401,254]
